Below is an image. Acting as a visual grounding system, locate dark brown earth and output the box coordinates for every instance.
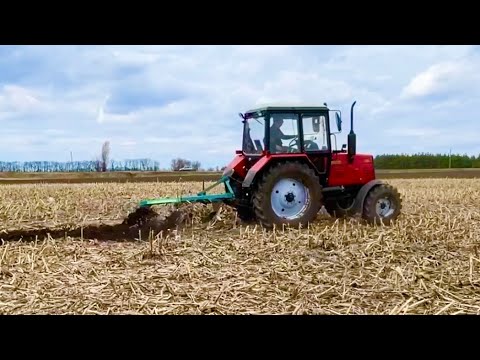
[0,205,199,243]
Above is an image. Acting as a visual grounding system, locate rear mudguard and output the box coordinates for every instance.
[242,153,315,188]
[352,179,384,214]
[242,156,270,188]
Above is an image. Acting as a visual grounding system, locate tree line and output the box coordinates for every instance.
[170,158,201,171]
[0,159,162,172]
[374,153,480,169]
[3,138,478,172]
[0,141,206,172]
[0,158,217,172]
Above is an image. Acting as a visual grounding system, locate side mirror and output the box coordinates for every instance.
[335,112,342,132]
[312,117,320,132]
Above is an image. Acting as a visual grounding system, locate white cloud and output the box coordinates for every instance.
[385,127,442,137]
[111,50,161,66]
[401,60,473,99]
[44,129,67,136]
[119,141,137,147]
[0,85,44,112]
[98,111,137,124]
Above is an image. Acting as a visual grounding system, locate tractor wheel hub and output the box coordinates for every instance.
[376,197,395,217]
[285,192,295,203]
[271,178,310,220]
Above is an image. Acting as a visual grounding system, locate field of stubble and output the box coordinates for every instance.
[0,179,479,314]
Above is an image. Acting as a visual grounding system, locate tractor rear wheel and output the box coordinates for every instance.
[362,184,402,225]
[252,161,323,229]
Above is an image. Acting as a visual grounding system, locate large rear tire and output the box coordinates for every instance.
[362,184,402,225]
[252,161,323,229]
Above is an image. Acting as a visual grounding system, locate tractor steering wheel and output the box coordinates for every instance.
[303,140,320,151]
[287,137,300,153]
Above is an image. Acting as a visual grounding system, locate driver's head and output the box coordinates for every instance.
[272,117,283,128]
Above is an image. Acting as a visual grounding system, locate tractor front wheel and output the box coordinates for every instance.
[252,161,323,229]
[362,184,402,225]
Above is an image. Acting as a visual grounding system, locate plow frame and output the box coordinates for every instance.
[138,175,236,207]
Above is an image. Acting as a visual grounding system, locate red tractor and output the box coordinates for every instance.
[220,101,402,228]
[138,101,402,230]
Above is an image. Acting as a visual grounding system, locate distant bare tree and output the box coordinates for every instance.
[95,158,102,172]
[100,141,110,172]
[171,158,191,171]
[191,161,201,171]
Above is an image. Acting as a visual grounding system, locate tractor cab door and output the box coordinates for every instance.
[301,112,331,175]
[267,113,301,154]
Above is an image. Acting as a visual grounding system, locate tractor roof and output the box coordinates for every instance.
[245,104,329,116]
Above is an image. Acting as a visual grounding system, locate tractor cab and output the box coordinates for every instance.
[240,105,343,157]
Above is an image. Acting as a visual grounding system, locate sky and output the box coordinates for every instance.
[0,45,479,169]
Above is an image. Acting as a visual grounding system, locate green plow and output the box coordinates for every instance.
[138,175,235,208]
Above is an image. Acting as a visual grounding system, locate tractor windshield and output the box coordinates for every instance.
[242,115,265,155]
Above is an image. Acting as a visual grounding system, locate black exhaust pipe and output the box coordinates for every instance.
[348,101,357,161]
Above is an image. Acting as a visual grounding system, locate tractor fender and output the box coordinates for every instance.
[242,154,316,188]
[242,156,270,188]
[352,179,385,214]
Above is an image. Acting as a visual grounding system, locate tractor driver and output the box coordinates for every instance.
[269,116,297,153]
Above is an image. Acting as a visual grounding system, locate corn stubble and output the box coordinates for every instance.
[0,179,479,315]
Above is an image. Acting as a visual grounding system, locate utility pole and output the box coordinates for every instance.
[70,151,73,163]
